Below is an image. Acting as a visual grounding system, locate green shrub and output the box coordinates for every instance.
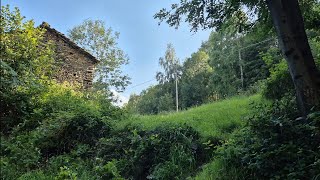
[0,82,122,179]
[18,170,54,180]
[96,124,215,179]
[261,30,320,101]
[148,144,196,179]
[17,154,98,180]
[34,110,111,157]
[0,133,41,179]
[54,166,77,180]
[262,60,294,100]
[215,100,320,179]
[0,5,55,134]
[94,159,124,180]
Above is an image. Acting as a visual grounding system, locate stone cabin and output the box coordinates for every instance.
[40,22,98,89]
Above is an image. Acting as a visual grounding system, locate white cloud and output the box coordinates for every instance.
[110,89,129,107]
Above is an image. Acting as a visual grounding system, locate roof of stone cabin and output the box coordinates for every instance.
[40,22,99,64]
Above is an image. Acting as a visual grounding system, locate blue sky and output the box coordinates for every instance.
[3,0,211,103]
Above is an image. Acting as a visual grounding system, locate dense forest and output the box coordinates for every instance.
[1,1,320,179]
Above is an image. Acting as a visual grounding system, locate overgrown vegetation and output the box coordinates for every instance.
[120,95,259,139]
[96,124,215,179]
[0,6,221,179]
[1,1,320,179]
[195,99,320,179]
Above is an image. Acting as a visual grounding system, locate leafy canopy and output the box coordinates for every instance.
[154,0,269,32]
[68,19,130,92]
[154,0,319,32]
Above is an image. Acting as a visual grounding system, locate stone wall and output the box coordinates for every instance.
[42,25,97,89]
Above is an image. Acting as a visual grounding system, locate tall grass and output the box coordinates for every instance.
[118,95,260,139]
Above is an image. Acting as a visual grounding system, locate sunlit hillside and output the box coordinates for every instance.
[118,95,261,139]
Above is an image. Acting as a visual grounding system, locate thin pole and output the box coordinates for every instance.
[238,42,244,89]
[175,70,179,112]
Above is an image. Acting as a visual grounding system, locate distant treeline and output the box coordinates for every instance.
[125,23,320,114]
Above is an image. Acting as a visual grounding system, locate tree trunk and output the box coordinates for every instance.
[266,0,320,117]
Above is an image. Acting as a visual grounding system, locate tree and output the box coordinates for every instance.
[128,85,175,114]
[156,44,181,84]
[126,43,184,114]
[68,19,130,92]
[154,0,320,116]
[0,5,55,133]
[156,44,182,111]
[181,51,212,108]
[205,31,242,97]
[266,0,320,116]
[125,93,140,114]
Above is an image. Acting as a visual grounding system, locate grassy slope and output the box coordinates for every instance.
[116,95,261,179]
[118,95,260,139]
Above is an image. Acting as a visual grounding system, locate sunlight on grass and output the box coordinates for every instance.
[118,95,261,139]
